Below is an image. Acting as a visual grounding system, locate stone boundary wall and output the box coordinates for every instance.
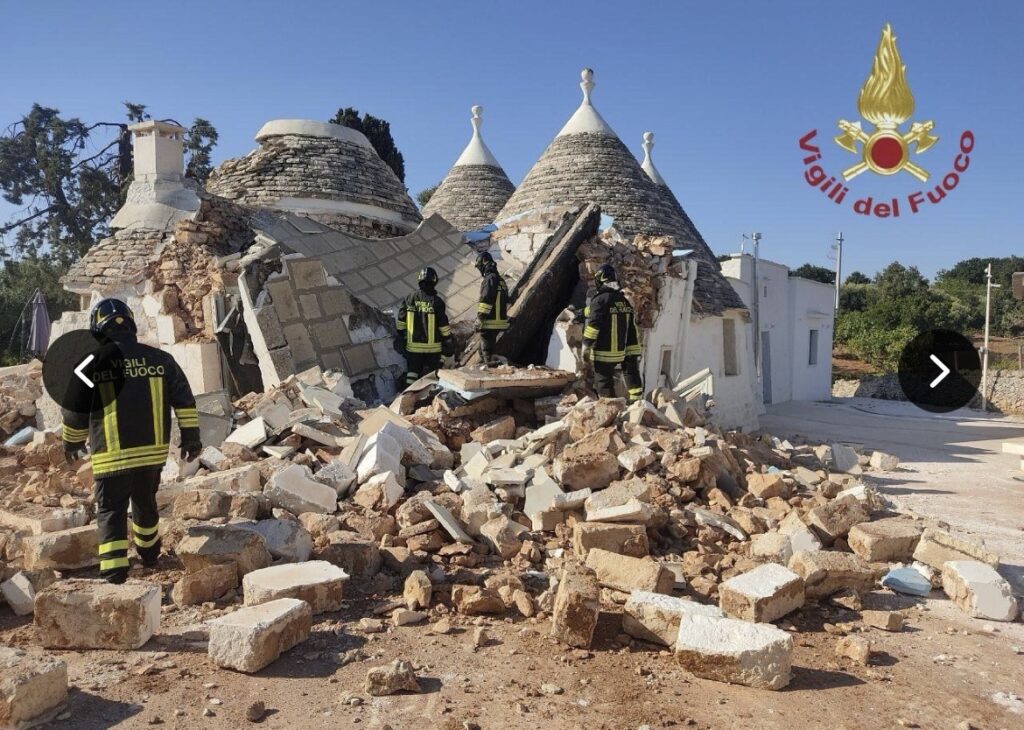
[832,369,1024,415]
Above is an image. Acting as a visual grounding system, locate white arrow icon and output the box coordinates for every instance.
[929,354,950,388]
[74,354,95,389]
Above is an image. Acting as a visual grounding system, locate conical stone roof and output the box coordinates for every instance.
[496,70,744,316]
[422,106,515,231]
[640,132,747,314]
[206,119,421,238]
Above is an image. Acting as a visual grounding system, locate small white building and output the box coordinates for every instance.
[721,255,835,406]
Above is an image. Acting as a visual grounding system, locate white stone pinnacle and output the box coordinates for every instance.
[454,105,502,168]
[557,68,615,138]
[641,131,668,186]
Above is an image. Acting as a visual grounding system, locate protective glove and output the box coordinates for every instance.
[442,338,456,358]
[393,334,406,354]
[181,440,202,462]
[581,344,594,363]
[64,443,87,463]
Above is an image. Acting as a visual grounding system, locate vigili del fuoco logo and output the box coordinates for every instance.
[798,23,974,218]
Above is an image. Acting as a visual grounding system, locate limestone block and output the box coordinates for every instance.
[470,415,516,444]
[941,560,1019,622]
[237,519,313,563]
[166,342,222,395]
[225,418,269,449]
[171,563,239,606]
[718,563,805,623]
[869,451,899,471]
[175,524,272,580]
[0,505,90,536]
[617,445,656,473]
[585,548,674,595]
[552,452,620,491]
[623,591,724,646]
[675,614,793,690]
[848,518,922,563]
[745,473,788,500]
[585,499,656,525]
[584,479,652,513]
[312,460,357,496]
[572,522,649,559]
[243,561,349,614]
[34,579,160,650]
[806,495,868,544]
[862,610,904,631]
[0,648,67,728]
[912,528,999,571]
[377,420,433,466]
[173,490,231,520]
[353,471,404,511]
[0,573,36,616]
[828,443,861,474]
[450,585,505,615]
[22,525,99,570]
[750,532,793,564]
[788,550,879,598]
[265,463,338,515]
[313,531,382,578]
[423,500,473,544]
[365,659,420,696]
[207,598,311,673]
[551,489,591,511]
[551,564,600,648]
[403,570,432,610]
[480,516,527,559]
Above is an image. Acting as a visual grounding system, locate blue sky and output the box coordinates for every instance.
[2,1,1021,279]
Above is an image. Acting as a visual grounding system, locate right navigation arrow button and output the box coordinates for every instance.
[929,353,950,389]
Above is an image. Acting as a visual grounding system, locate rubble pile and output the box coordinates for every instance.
[0,360,43,440]
[0,362,1019,722]
[577,231,684,328]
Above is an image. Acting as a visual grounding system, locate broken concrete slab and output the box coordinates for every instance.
[243,560,349,614]
[585,499,656,525]
[207,597,312,673]
[718,563,805,623]
[623,591,724,646]
[585,548,674,594]
[34,579,160,650]
[423,500,473,544]
[912,528,1000,571]
[22,525,99,571]
[572,522,649,559]
[225,417,269,449]
[788,550,879,598]
[848,518,922,563]
[175,524,273,580]
[524,468,564,517]
[0,647,67,729]
[880,566,932,596]
[941,560,1019,622]
[675,614,793,690]
[355,430,403,484]
[551,564,600,648]
[265,463,339,515]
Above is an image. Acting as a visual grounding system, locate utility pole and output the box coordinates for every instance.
[981,262,1001,411]
[744,232,763,376]
[833,232,844,312]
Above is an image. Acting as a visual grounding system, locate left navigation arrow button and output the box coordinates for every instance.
[74,354,95,388]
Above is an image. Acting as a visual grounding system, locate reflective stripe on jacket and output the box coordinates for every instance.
[397,290,451,354]
[583,286,643,363]
[478,270,510,331]
[61,340,199,477]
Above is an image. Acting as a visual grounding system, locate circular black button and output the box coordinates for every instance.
[897,329,981,413]
[42,330,127,415]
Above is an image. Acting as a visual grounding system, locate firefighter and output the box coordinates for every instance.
[394,267,454,386]
[61,299,202,584]
[474,251,509,365]
[582,264,644,402]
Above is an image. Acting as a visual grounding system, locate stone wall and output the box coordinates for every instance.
[832,370,1024,415]
[422,164,515,232]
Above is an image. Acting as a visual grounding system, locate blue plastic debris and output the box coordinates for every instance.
[881,567,932,596]
[3,426,35,447]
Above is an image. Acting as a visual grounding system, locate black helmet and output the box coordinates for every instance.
[595,264,617,286]
[475,251,494,271]
[90,298,136,335]
[417,267,439,285]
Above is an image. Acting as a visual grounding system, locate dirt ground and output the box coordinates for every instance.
[4,397,1024,730]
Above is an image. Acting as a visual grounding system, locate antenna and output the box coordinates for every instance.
[832,232,844,311]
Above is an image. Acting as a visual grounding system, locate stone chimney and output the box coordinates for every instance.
[128,120,186,181]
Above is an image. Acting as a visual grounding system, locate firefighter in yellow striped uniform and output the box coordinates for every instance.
[394,267,454,386]
[582,264,644,402]
[474,252,509,365]
[62,299,202,583]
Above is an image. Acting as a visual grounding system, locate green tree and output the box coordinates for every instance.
[0,257,76,363]
[790,263,835,284]
[184,118,219,183]
[416,184,439,208]
[330,107,405,182]
[845,271,870,285]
